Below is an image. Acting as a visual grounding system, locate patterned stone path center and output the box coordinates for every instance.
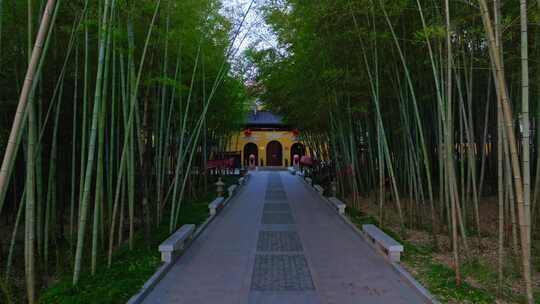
[251,254,315,291]
[251,173,315,297]
[261,212,295,225]
[265,193,287,200]
[257,231,303,252]
[263,203,291,213]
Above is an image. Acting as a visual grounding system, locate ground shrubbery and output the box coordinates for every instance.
[39,200,210,304]
[38,175,241,304]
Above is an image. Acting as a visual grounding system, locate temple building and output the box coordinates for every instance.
[225,107,307,168]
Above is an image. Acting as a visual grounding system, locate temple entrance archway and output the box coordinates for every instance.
[290,143,306,166]
[243,143,258,168]
[266,141,283,166]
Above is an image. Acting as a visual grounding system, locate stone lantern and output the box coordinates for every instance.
[331,180,338,197]
[215,177,225,197]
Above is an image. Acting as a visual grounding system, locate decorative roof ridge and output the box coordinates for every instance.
[245,110,285,126]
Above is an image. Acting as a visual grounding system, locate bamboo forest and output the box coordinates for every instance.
[1,0,540,303]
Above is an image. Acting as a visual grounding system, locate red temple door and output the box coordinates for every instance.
[266,141,283,166]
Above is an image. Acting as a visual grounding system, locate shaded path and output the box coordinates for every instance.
[142,171,428,304]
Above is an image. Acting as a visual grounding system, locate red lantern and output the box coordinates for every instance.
[244,128,252,137]
[292,128,300,136]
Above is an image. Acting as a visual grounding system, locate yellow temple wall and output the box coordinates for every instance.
[226,130,307,167]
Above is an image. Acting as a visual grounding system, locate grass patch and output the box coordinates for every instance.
[346,208,379,226]
[0,278,16,304]
[403,249,494,304]
[39,200,210,304]
[419,263,494,303]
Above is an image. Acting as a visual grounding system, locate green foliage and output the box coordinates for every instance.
[346,207,380,226]
[0,0,247,138]
[419,263,494,303]
[243,0,516,139]
[413,25,445,41]
[0,277,15,304]
[40,247,160,304]
[403,241,494,303]
[39,201,210,304]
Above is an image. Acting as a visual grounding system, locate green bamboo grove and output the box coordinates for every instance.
[2,0,540,303]
[0,0,247,302]
[248,0,539,302]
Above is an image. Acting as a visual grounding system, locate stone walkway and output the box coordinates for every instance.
[142,171,429,304]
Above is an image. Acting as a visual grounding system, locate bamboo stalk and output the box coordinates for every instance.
[477,0,533,301]
[379,0,437,241]
[5,191,25,278]
[108,0,162,266]
[44,75,63,269]
[0,0,57,217]
[497,88,505,293]
[25,66,37,304]
[73,0,112,285]
[445,0,460,284]
[519,3,532,294]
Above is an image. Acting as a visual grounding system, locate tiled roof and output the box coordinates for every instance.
[246,111,284,126]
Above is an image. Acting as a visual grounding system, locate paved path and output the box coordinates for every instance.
[142,171,428,304]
